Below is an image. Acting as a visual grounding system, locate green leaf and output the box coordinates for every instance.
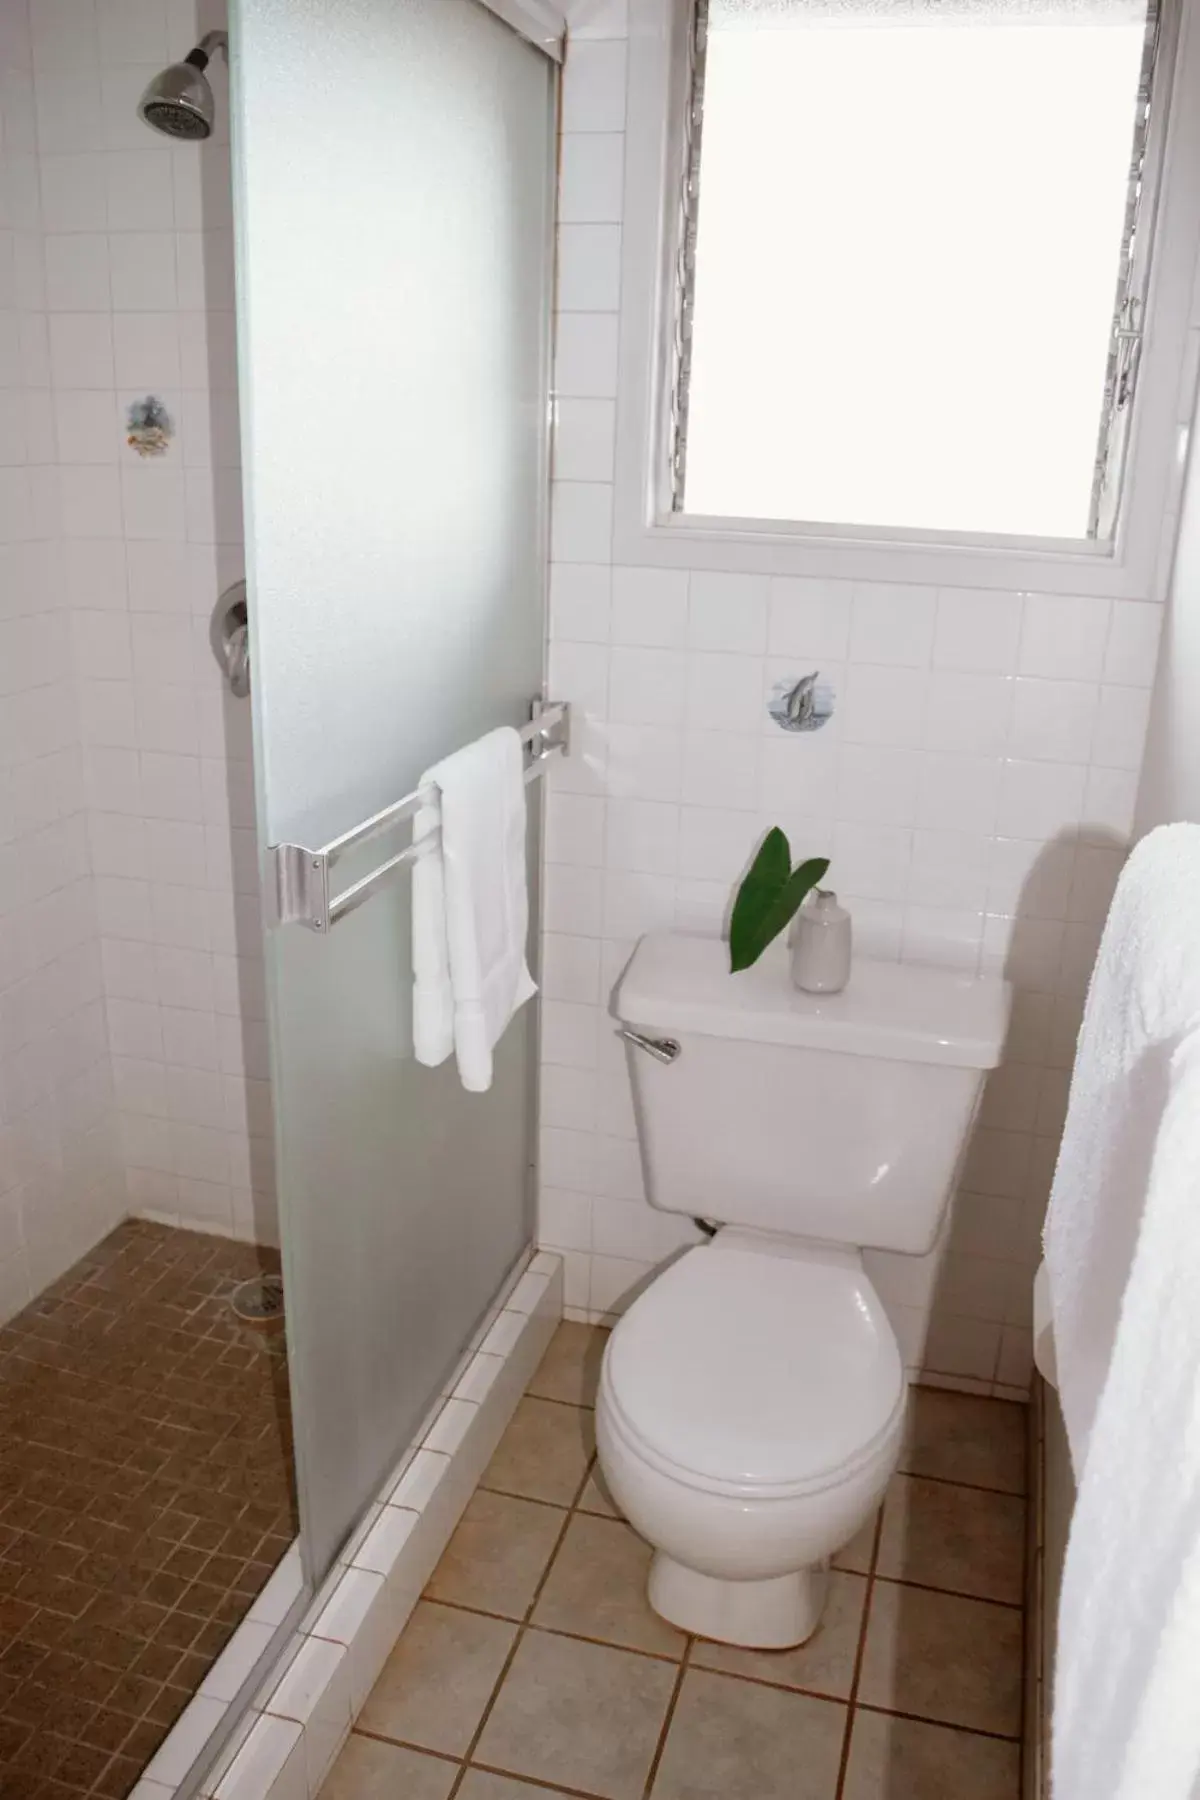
[728,828,789,973]
[729,831,830,973]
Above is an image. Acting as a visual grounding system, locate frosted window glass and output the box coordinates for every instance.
[682,0,1152,538]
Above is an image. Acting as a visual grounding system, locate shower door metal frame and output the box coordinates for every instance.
[479,0,565,59]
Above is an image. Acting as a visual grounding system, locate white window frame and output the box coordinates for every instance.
[613,0,1200,598]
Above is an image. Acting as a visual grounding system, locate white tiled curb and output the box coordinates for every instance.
[133,1252,562,1800]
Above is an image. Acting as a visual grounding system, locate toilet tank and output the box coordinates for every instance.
[615,935,1011,1256]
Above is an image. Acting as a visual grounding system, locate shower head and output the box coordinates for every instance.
[138,30,227,141]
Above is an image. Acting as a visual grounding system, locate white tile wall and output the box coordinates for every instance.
[0,0,275,1310]
[0,0,124,1324]
[537,10,1177,1396]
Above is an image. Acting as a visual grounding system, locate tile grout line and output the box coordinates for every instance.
[894,1466,1027,1500]
[351,1728,463,1768]
[468,1758,620,1800]
[852,1699,1025,1746]
[639,1634,693,1800]
[522,1392,598,1412]
[475,1483,574,1513]
[443,1440,599,1800]
[869,1572,1025,1613]
[426,1599,689,1668]
[833,1503,884,1800]
[352,1728,619,1800]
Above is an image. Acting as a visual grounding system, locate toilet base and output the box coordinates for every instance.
[648,1551,830,1649]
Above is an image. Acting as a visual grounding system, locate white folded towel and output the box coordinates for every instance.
[1043,822,1200,1800]
[411,726,537,1093]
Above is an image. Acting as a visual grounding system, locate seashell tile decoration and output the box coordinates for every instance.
[126,395,175,458]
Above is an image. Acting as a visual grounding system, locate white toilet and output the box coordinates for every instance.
[595,933,1010,1650]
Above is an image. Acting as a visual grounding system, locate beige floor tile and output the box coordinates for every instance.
[578,1463,621,1518]
[474,1626,676,1800]
[320,1736,458,1800]
[901,1389,1027,1495]
[526,1321,610,1407]
[459,1774,578,1800]
[857,1581,1023,1738]
[842,1708,1021,1799]
[877,1474,1026,1604]
[691,1571,867,1700]
[831,1509,879,1575]
[358,1600,517,1756]
[651,1668,846,1800]
[425,1489,567,1619]
[532,1512,686,1658]
[482,1396,595,1506]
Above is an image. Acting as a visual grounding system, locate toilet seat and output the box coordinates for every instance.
[602,1240,905,1502]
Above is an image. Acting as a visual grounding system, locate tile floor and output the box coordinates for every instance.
[0,1220,298,1798]
[322,1323,1028,1800]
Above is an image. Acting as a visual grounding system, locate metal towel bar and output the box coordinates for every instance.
[268,699,570,934]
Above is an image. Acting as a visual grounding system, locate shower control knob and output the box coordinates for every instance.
[212,579,251,698]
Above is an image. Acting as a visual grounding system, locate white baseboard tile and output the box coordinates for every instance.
[185,1251,564,1800]
[211,1716,308,1800]
[266,1637,355,1797]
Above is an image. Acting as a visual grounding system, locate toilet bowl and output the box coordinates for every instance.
[596,1230,906,1647]
[597,932,1009,1648]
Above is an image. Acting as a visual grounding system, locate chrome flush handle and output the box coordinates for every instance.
[617,1028,681,1065]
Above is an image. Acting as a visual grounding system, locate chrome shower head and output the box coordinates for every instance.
[138,31,227,141]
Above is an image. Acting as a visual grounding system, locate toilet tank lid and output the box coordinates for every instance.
[616,934,1010,1069]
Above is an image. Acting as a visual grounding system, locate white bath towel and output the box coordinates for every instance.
[411,726,536,1093]
[1043,822,1200,1800]
[1043,822,1200,1468]
[1051,1029,1200,1800]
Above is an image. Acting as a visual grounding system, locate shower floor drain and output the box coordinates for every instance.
[230,1273,285,1328]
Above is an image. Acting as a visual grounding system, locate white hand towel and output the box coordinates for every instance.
[1043,822,1200,1800]
[411,725,537,1093]
[1043,821,1200,1469]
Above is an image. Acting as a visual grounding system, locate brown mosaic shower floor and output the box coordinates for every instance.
[0,1220,298,1799]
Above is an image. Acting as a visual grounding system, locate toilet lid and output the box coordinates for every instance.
[604,1245,904,1496]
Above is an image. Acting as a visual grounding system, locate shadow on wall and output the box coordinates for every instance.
[190,0,279,1249]
[925,825,1126,1389]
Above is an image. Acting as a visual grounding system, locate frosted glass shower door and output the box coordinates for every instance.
[230,0,557,1581]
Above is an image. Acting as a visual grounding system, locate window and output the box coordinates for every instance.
[671,0,1164,545]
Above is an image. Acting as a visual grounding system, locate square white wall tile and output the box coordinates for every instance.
[1019,594,1111,681]
[557,222,622,313]
[550,480,614,563]
[933,589,1023,674]
[562,39,627,133]
[554,397,616,482]
[559,133,624,223]
[850,584,937,667]
[554,313,619,399]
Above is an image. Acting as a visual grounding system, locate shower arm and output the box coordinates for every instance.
[190,30,229,66]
